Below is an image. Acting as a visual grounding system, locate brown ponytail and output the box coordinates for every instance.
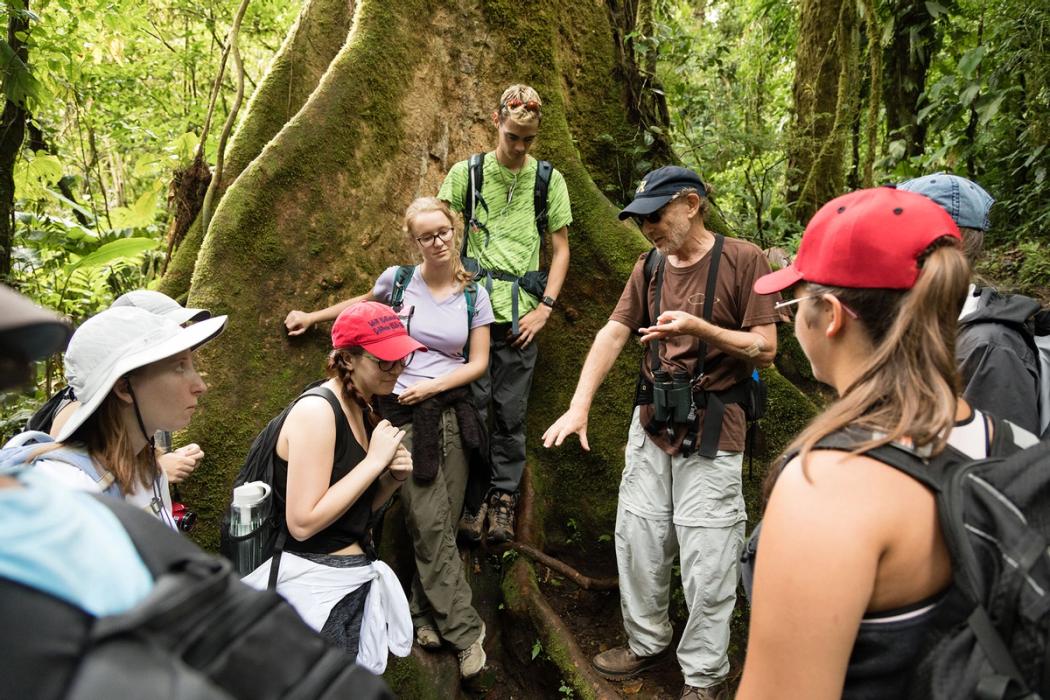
[765,238,970,498]
[326,348,379,426]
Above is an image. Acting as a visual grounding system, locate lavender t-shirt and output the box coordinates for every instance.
[373,266,495,393]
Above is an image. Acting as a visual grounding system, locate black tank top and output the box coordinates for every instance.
[273,386,377,554]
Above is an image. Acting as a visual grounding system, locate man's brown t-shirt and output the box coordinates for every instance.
[610,236,783,455]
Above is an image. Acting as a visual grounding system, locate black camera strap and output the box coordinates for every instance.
[683,233,728,457]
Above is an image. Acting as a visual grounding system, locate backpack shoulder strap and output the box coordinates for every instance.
[640,247,663,331]
[534,159,553,237]
[462,282,478,362]
[462,153,487,253]
[810,428,949,493]
[390,265,415,312]
[692,234,725,380]
[17,434,124,498]
[648,250,668,374]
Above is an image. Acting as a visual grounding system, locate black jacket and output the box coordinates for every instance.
[957,285,1041,434]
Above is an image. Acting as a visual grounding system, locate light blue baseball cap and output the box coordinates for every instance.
[898,172,994,231]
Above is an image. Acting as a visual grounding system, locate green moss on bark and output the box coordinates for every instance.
[159,0,358,302]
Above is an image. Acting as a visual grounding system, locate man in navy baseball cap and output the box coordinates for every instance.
[618,166,707,222]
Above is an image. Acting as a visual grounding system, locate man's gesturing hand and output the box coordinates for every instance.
[541,405,590,451]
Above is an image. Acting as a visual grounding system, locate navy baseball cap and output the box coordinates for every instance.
[897,172,994,231]
[619,166,707,220]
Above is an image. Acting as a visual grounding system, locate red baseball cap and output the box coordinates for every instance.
[754,187,960,295]
[331,301,426,360]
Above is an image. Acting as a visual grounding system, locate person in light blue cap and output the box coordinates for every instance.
[899,173,1045,436]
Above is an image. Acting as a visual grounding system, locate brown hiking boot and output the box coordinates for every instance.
[679,685,720,700]
[457,501,488,544]
[486,491,516,544]
[591,645,670,681]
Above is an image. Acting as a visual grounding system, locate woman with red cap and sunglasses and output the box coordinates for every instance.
[243,301,424,674]
[284,197,495,678]
[736,188,1038,699]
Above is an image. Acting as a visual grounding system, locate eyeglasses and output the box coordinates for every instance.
[775,294,860,319]
[501,97,541,114]
[415,227,454,247]
[362,350,413,372]
[632,189,692,226]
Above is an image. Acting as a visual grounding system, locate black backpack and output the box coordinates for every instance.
[220,383,340,585]
[815,420,1050,699]
[0,495,392,700]
[462,151,553,243]
[25,385,75,433]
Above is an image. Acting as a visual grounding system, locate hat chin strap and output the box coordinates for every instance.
[124,378,157,456]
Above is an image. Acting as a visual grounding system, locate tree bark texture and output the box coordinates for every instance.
[786,0,857,225]
[0,0,30,280]
[881,0,938,158]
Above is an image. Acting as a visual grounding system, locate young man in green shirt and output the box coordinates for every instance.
[438,84,572,544]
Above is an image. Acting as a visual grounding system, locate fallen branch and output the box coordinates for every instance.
[510,542,619,591]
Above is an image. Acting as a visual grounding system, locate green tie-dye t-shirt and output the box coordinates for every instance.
[438,153,572,323]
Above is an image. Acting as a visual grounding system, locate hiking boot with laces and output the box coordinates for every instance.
[458,622,487,679]
[591,645,670,681]
[457,502,488,544]
[486,491,517,544]
[679,684,720,700]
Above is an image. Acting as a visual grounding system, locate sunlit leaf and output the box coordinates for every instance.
[958,47,986,78]
[64,238,160,276]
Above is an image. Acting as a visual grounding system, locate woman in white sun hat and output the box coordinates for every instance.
[27,306,226,528]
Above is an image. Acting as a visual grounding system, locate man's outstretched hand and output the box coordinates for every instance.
[542,405,590,451]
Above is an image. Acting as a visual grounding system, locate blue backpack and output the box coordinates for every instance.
[2,430,122,498]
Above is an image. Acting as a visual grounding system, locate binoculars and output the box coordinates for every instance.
[652,370,694,424]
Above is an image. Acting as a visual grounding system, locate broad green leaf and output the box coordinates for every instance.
[958,47,986,78]
[925,1,949,18]
[976,93,1006,126]
[166,132,200,163]
[959,82,981,107]
[64,238,160,276]
[107,184,163,230]
[0,37,42,106]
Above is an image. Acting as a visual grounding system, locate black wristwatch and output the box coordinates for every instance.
[541,295,556,309]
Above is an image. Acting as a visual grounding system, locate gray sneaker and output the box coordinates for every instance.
[458,622,487,679]
[457,502,488,544]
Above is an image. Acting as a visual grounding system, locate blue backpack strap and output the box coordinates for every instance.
[462,282,478,362]
[6,431,124,498]
[390,265,415,312]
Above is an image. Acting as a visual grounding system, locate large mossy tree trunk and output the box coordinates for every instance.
[785,0,858,225]
[173,0,817,695]
[882,0,939,159]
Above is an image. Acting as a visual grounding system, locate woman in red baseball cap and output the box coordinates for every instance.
[242,300,425,674]
[737,188,1038,699]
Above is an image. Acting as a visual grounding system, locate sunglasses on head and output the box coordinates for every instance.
[501,97,541,114]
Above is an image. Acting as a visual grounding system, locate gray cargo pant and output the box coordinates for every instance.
[399,412,483,650]
[616,408,746,688]
[470,322,538,494]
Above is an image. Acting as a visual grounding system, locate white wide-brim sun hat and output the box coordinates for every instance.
[55,306,227,443]
[111,289,210,325]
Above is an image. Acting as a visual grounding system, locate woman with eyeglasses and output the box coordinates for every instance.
[283,197,494,679]
[737,188,1039,699]
[244,301,423,672]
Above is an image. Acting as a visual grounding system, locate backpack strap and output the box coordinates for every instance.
[533,159,553,258]
[389,265,415,312]
[682,233,726,457]
[8,431,124,498]
[462,153,490,251]
[462,282,477,362]
[267,385,345,590]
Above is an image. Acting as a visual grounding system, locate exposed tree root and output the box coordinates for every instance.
[509,542,619,591]
[507,466,619,699]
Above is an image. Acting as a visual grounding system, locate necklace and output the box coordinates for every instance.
[496,162,521,217]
